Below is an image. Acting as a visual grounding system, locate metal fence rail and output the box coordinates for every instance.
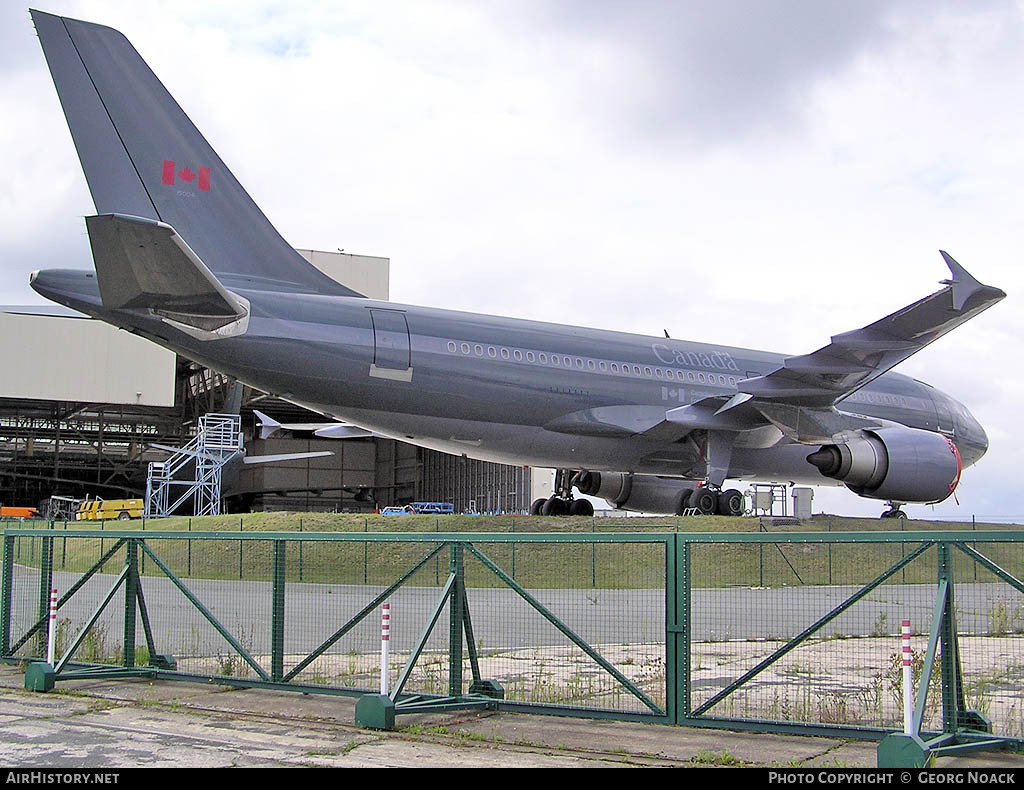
[3,528,1024,766]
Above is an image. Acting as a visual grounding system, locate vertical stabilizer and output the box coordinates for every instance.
[31,10,363,297]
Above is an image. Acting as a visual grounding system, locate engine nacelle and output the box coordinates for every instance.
[573,471,696,514]
[806,426,962,504]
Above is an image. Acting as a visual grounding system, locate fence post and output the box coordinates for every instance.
[187,518,192,577]
[664,534,682,724]
[271,540,286,682]
[937,542,964,734]
[36,534,53,660]
[449,543,465,696]
[1,535,13,657]
[123,539,138,668]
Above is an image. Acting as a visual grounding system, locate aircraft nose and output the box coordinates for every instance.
[954,400,988,467]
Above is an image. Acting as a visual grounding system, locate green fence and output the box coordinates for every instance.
[3,527,1023,765]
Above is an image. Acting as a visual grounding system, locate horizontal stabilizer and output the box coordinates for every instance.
[85,213,248,332]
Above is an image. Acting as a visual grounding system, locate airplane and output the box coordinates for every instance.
[25,10,1005,519]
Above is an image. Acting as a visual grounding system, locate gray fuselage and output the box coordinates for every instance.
[31,267,989,489]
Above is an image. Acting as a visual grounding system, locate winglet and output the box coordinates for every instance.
[252,410,280,440]
[939,250,1002,311]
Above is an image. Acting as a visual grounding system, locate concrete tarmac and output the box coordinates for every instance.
[1,665,1023,769]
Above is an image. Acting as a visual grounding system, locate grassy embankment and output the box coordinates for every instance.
[5,513,1020,590]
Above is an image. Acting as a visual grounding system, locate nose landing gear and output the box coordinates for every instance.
[880,501,907,520]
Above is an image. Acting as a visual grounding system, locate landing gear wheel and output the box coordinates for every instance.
[569,499,594,516]
[674,489,693,515]
[693,489,718,515]
[541,497,570,516]
[530,498,546,516]
[717,489,744,517]
[880,508,907,520]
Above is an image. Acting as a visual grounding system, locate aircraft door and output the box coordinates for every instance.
[368,308,413,381]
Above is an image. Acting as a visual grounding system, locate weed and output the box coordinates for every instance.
[990,601,1010,636]
[693,748,741,766]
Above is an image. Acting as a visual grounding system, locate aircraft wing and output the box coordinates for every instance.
[730,252,1005,409]
[658,253,1005,446]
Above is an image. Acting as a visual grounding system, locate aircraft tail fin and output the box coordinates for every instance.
[31,10,363,297]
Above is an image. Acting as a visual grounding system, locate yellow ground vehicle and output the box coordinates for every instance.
[75,498,143,521]
[75,501,100,521]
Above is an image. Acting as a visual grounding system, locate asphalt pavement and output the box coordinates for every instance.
[2,664,1023,769]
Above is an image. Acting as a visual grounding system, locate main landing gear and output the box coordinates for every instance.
[530,469,594,517]
[691,486,745,517]
[880,501,907,520]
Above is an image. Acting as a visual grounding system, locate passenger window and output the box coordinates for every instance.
[448,341,457,353]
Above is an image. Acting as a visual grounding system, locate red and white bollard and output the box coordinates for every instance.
[47,588,57,666]
[380,602,390,695]
[902,619,913,735]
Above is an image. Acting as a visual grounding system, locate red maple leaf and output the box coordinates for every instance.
[178,167,195,182]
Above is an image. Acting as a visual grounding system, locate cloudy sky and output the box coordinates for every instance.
[1,1,1021,521]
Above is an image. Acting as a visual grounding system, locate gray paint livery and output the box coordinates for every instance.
[25,10,1004,511]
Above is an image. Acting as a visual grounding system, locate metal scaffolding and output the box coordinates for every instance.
[145,414,242,517]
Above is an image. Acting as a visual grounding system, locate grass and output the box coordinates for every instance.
[692,748,743,766]
[9,513,1023,591]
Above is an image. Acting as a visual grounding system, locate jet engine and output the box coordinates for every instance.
[806,426,961,504]
[573,471,696,515]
